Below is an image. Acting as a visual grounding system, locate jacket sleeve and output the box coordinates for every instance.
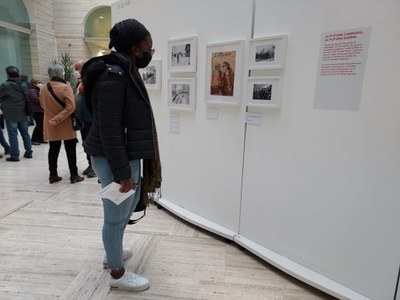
[0,83,10,101]
[97,69,130,182]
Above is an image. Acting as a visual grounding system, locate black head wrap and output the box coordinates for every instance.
[109,18,150,52]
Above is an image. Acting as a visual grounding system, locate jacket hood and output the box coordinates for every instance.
[7,78,26,85]
[81,51,131,114]
[81,51,131,80]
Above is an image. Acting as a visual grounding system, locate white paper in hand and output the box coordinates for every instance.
[96,182,135,205]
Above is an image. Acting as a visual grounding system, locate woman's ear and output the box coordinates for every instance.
[129,45,141,58]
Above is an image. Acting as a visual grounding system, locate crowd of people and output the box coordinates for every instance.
[0,63,89,183]
[0,18,162,293]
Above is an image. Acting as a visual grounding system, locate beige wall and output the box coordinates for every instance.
[23,0,114,81]
[26,0,56,83]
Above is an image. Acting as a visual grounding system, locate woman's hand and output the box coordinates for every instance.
[48,117,59,125]
[120,177,134,193]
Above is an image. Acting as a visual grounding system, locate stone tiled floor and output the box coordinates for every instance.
[0,135,336,299]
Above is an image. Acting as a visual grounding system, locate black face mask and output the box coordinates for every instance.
[135,51,152,68]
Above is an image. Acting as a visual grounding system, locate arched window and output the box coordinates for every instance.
[0,0,32,83]
[84,6,111,56]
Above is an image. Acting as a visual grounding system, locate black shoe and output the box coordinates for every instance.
[49,175,62,184]
[82,166,92,175]
[32,142,41,146]
[87,170,97,178]
[39,141,48,144]
[24,154,33,159]
[6,157,20,162]
[70,175,84,184]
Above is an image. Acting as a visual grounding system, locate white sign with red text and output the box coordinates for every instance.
[314,27,371,111]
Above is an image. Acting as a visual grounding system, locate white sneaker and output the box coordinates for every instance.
[103,247,133,268]
[110,270,150,292]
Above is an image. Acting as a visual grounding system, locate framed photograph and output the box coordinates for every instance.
[139,59,161,90]
[248,35,287,70]
[168,78,196,111]
[246,76,283,108]
[205,40,244,104]
[168,36,197,73]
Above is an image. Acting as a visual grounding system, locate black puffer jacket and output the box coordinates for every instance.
[82,51,155,182]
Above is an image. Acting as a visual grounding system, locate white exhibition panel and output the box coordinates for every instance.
[112,0,253,233]
[111,1,400,299]
[239,1,399,300]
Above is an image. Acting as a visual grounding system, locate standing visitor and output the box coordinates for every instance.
[28,78,46,145]
[73,60,96,178]
[0,66,32,162]
[81,18,161,292]
[39,63,84,184]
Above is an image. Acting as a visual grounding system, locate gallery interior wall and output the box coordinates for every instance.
[240,1,400,300]
[112,0,400,299]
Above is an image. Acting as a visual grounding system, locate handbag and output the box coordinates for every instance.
[71,114,84,131]
[47,83,84,131]
[128,179,147,225]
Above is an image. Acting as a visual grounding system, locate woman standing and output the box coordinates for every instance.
[39,64,84,184]
[28,78,46,145]
[81,18,161,292]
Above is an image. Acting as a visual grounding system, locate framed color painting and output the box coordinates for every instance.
[205,40,244,105]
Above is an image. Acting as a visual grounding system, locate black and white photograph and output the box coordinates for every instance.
[171,83,190,104]
[253,83,272,100]
[139,60,161,90]
[168,78,196,111]
[255,44,275,62]
[142,65,156,84]
[168,36,197,73]
[249,35,288,70]
[171,44,191,67]
[247,76,283,108]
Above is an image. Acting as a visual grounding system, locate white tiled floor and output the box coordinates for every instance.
[0,130,336,299]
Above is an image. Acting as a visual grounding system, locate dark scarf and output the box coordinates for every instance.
[130,64,162,204]
[50,76,67,84]
[142,110,162,204]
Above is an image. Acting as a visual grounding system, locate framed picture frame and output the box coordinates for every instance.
[168,36,197,73]
[139,59,161,90]
[168,78,196,111]
[205,40,245,105]
[246,76,283,108]
[248,35,287,70]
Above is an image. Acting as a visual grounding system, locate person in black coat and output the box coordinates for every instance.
[81,18,161,292]
[28,78,46,144]
[0,66,33,161]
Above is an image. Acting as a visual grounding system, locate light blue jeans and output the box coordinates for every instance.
[91,156,141,269]
[5,119,32,159]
